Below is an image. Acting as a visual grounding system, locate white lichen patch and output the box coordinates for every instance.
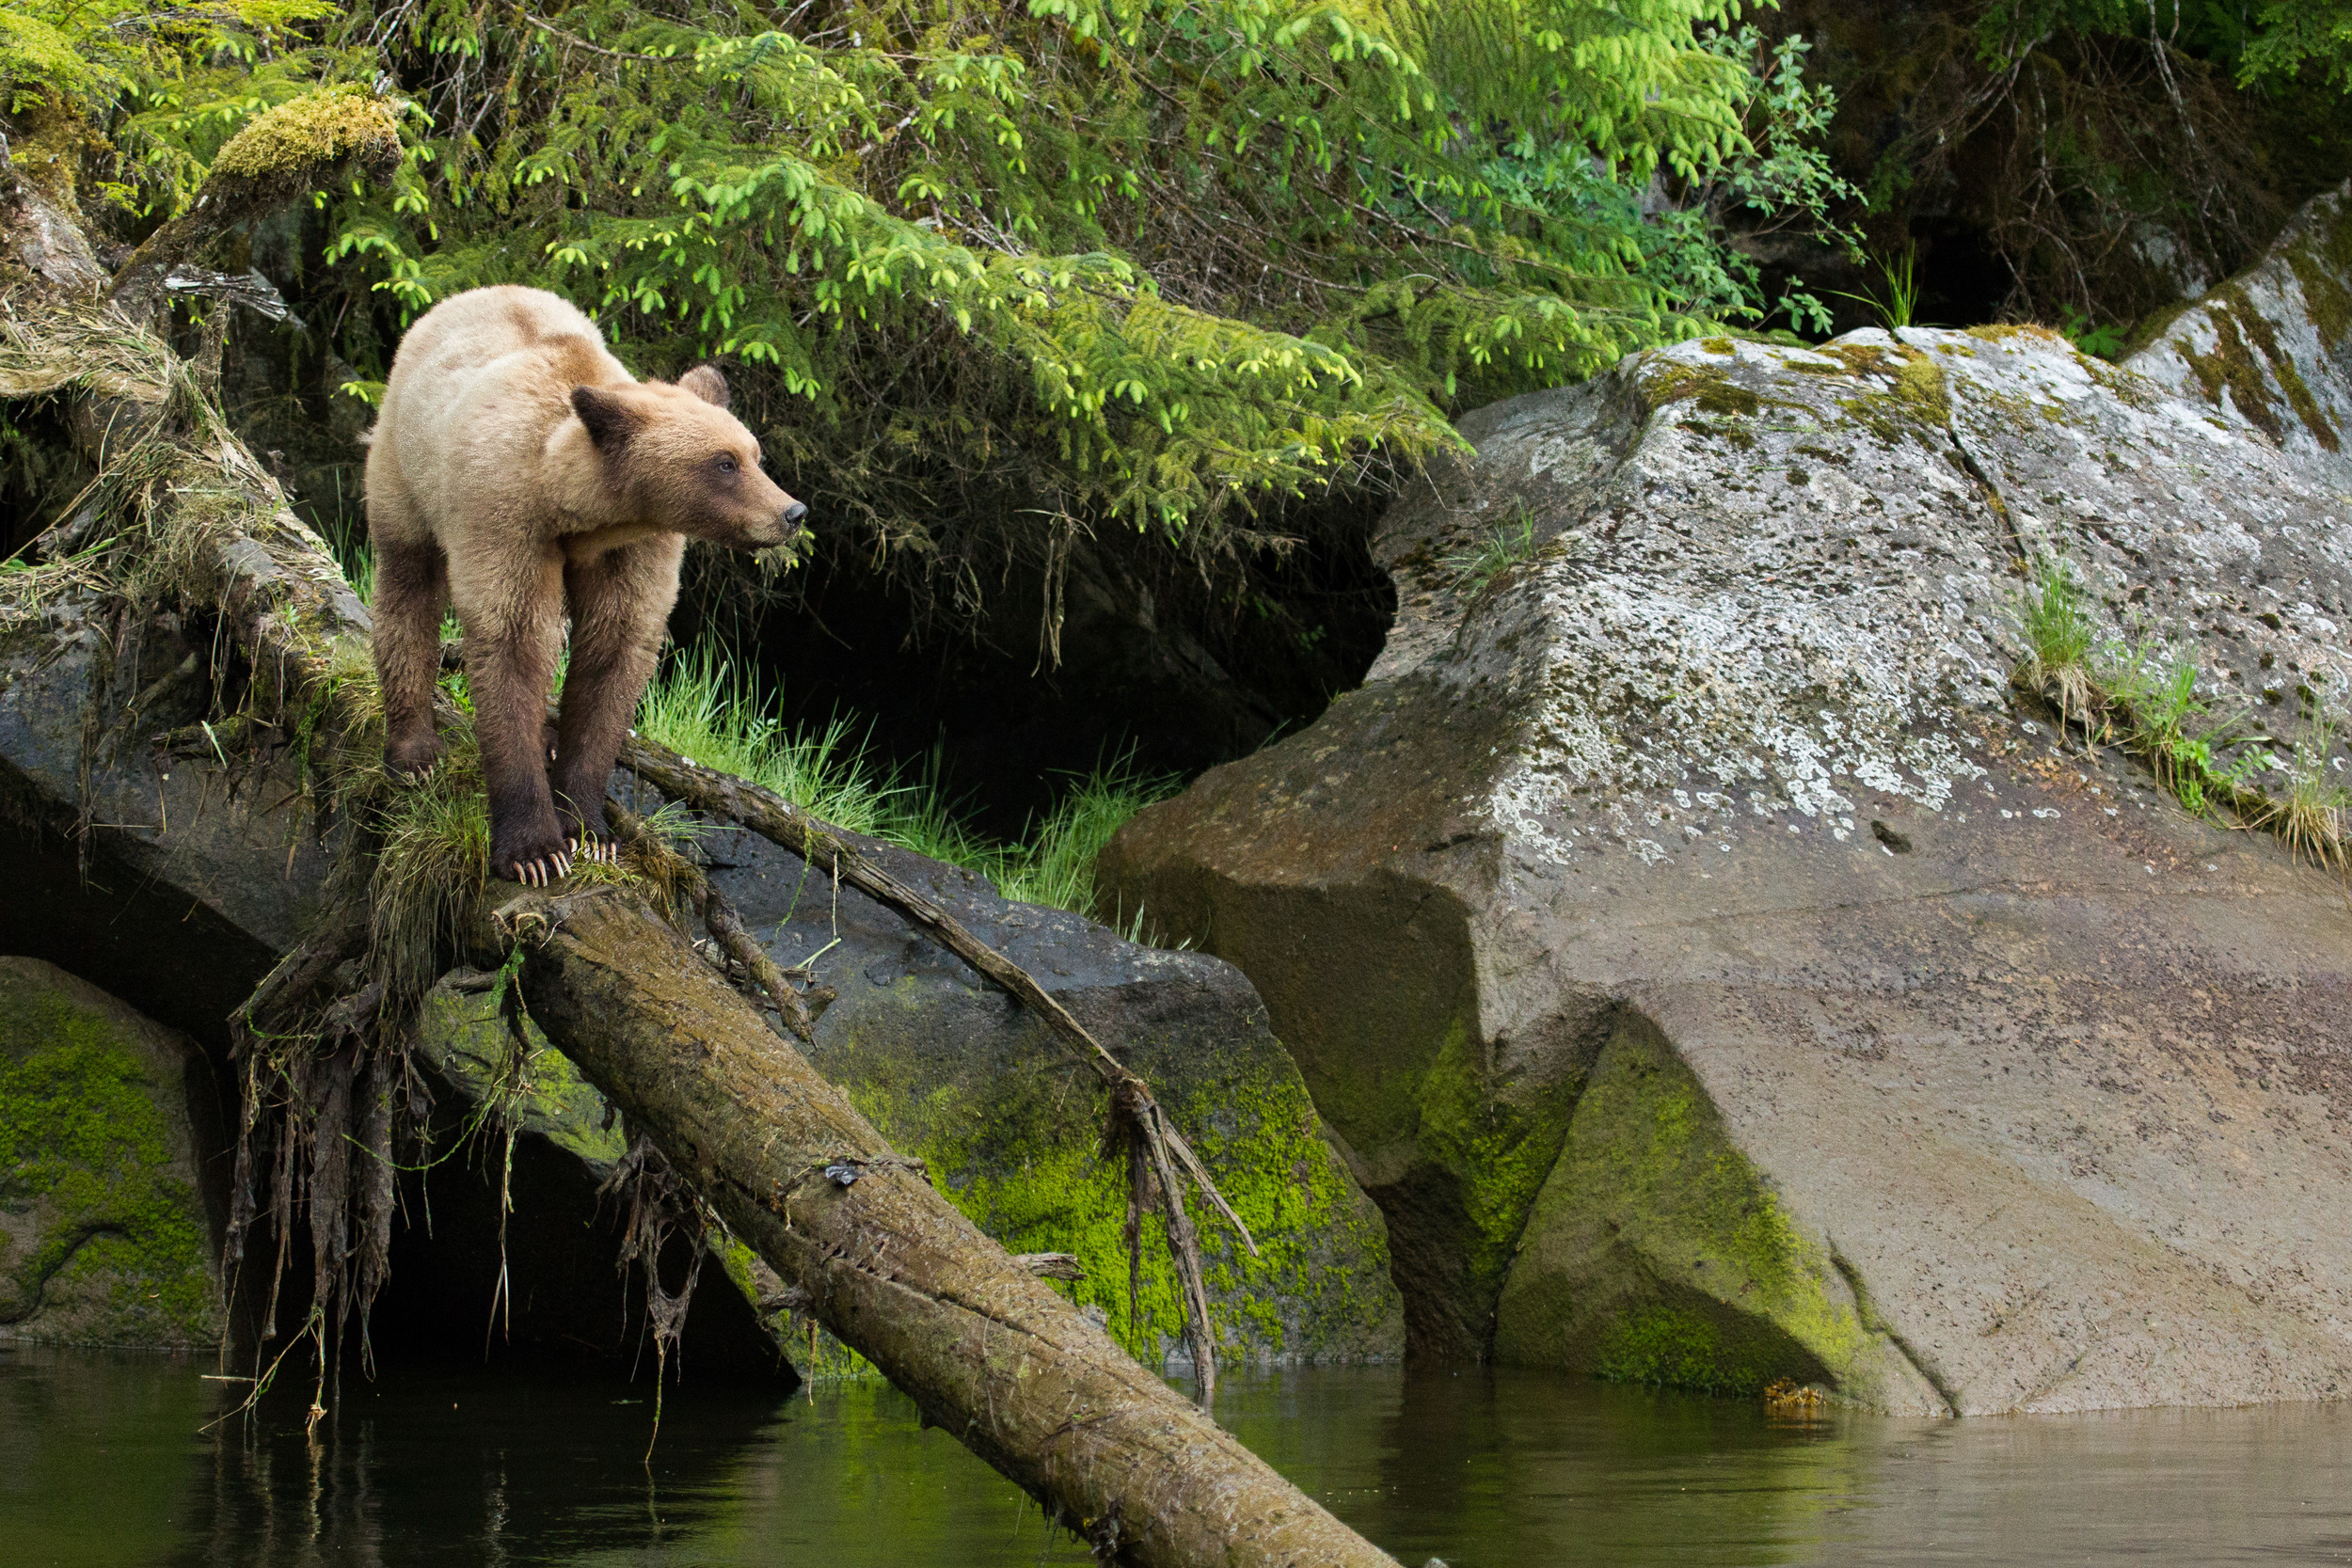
[1377,313,2352,873]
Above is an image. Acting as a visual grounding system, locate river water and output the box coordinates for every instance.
[8,1344,2349,1566]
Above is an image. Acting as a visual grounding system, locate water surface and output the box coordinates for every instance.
[7,1345,2348,1566]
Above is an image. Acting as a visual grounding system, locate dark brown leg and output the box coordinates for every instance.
[552,535,683,862]
[457,546,572,886]
[371,535,449,778]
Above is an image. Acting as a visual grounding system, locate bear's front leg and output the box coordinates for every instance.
[552,535,685,863]
[458,549,573,887]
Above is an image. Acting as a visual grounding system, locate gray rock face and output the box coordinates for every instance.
[2129,182,2350,489]
[1102,193,2352,1413]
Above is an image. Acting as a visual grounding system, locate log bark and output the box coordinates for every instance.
[501,884,1396,1568]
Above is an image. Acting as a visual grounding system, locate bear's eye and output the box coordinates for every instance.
[715,454,739,475]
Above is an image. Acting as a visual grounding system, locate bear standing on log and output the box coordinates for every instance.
[365,285,806,885]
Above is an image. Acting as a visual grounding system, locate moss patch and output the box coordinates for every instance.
[413,982,629,1175]
[2178,287,2340,451]
[820,974,1403,1371]
[1824,344,1953,449]
[1493,1014,1867,1399]
[208,89,402,185]
[1408,1019,1578,1331]
[2283,205,2352,348]
[0,959,220,1347]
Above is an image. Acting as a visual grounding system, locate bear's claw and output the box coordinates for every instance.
[505,847,574,887]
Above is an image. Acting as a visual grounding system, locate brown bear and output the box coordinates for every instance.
[364,285,803,885]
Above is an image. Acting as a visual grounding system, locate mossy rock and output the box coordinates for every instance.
[1493,1017,1912,1402]
[0,958,223,1347]
[413,981,629,1178]
[824,974,1402,1370]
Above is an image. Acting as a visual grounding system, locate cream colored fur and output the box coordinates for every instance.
[365,285,802,884]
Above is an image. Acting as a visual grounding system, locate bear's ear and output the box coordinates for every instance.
[570,386,641,454]
[677,364,731,410]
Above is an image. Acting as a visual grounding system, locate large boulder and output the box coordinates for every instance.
[1102,192,2352,1414]
[0,958,225,1347]
[2129,181,2350,488]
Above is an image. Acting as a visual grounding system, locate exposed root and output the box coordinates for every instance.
[608,798,817,1042]
[598,1135,710,1463]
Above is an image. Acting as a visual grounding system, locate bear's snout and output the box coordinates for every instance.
[784,500,808,525]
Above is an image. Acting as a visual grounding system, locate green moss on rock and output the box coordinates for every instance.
[2283,204,2352,348]
[1493,1014,1868,1400]
[819,974,1403,1370]
[414,982,628,1175]
[0,958,221,1347]
[2179,287,2341,451]
[1409,1019,1577,1330]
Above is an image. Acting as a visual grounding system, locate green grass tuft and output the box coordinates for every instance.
[634,643,1173,922]
[2010,555,2100,724]
[991,755,1180,924]
[2254,717,2350,869]
[1442,506,1540,595]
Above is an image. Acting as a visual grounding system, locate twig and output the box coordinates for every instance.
[605,797,818,1043]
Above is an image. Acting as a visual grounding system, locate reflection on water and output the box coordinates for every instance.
[7,1343,2350,1566]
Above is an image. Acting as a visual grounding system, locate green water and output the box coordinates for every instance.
[6,1344,2348,1565]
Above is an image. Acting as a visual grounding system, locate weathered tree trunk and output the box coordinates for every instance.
[503,885,1394,1568]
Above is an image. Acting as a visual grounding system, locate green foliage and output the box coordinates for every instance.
[36,0,1844,610]
[11,0,1862,632]
[1827,248,1921,330]
[2241,0,2352,90]
[1480,27,1860,338]
[0,0,337,210]
[2058,307,2128,359]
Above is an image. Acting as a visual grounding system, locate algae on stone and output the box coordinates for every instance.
[1493,1017,1898,1402]
[828,971,1404,1371]
[0,958,221,1347]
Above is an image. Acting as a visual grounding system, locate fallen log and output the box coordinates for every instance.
[501,883,1395,1568]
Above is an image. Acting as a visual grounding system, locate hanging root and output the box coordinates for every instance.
[598,1135,710,1463]
[606,797,818,1042]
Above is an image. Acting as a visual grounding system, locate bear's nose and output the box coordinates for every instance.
[782,501,808,525]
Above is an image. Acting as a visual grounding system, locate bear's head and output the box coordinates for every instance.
[568,367,805,548]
